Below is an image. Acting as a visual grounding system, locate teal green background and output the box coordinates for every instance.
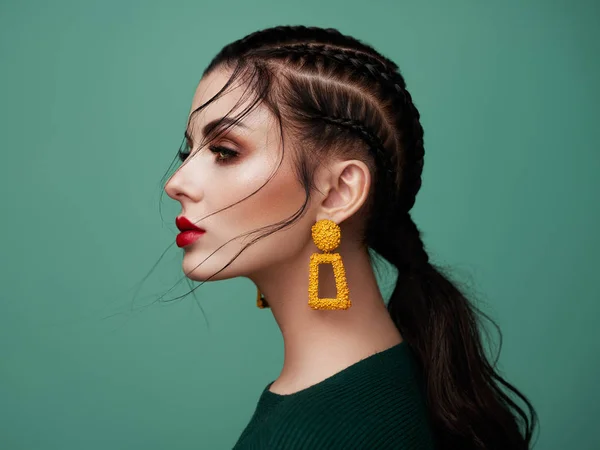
[1,0,598,448]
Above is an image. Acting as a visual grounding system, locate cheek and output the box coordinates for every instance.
[226,171,311,272]
[223,155,305,228]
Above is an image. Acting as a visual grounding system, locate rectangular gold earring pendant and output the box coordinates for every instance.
[256,287,269,309]
[308,253,351,310]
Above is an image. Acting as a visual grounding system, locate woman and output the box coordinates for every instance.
[165,25,538,449]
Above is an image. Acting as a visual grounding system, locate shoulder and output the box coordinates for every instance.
[265,384,435,449]
[266,409,435,450]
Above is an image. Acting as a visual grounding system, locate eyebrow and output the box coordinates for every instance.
[185,117,249,146]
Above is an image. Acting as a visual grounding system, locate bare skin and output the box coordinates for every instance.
[164,66,403,395]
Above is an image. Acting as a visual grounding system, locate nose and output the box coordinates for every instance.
[164,169,183,202]
[164,164,200,204]
[165,146,209,206]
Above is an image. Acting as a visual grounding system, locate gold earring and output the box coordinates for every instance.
[256,287,270,309]
[308,219,351,310]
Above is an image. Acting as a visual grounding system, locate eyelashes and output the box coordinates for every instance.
[177,144,240,164]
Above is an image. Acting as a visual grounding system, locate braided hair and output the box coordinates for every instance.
[197,25,537,449]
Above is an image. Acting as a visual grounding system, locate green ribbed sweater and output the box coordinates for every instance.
[233,341,436,449]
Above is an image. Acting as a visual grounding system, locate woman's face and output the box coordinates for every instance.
[165,67,314,282]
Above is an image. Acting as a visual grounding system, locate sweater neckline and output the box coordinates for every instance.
[262,340,408,400]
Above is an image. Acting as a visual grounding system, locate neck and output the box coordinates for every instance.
[248,243,403,394]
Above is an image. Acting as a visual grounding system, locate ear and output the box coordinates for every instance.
[314,159,371,224]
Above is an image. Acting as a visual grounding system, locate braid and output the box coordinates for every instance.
[218,25,398,65]
[250,42,425,213]
[398,213,430,269]
[309,114,394,175]
[206,26,380,73]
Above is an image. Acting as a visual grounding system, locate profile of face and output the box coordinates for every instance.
[164,67,319,283]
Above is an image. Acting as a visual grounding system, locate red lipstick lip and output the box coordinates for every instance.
[176,230,204,248]
[175,216,206,233]
[175,216,206,248]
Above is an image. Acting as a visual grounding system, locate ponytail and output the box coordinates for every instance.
[368,213,538,449]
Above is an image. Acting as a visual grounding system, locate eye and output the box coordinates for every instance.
[209,145,239,163]
[177,145,239,164]
[178,149,190,162]
[178,140,192,162]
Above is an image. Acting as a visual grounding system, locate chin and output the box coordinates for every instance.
[181,259,233,282]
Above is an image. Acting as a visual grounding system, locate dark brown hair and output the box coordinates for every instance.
[166,25,539,449]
